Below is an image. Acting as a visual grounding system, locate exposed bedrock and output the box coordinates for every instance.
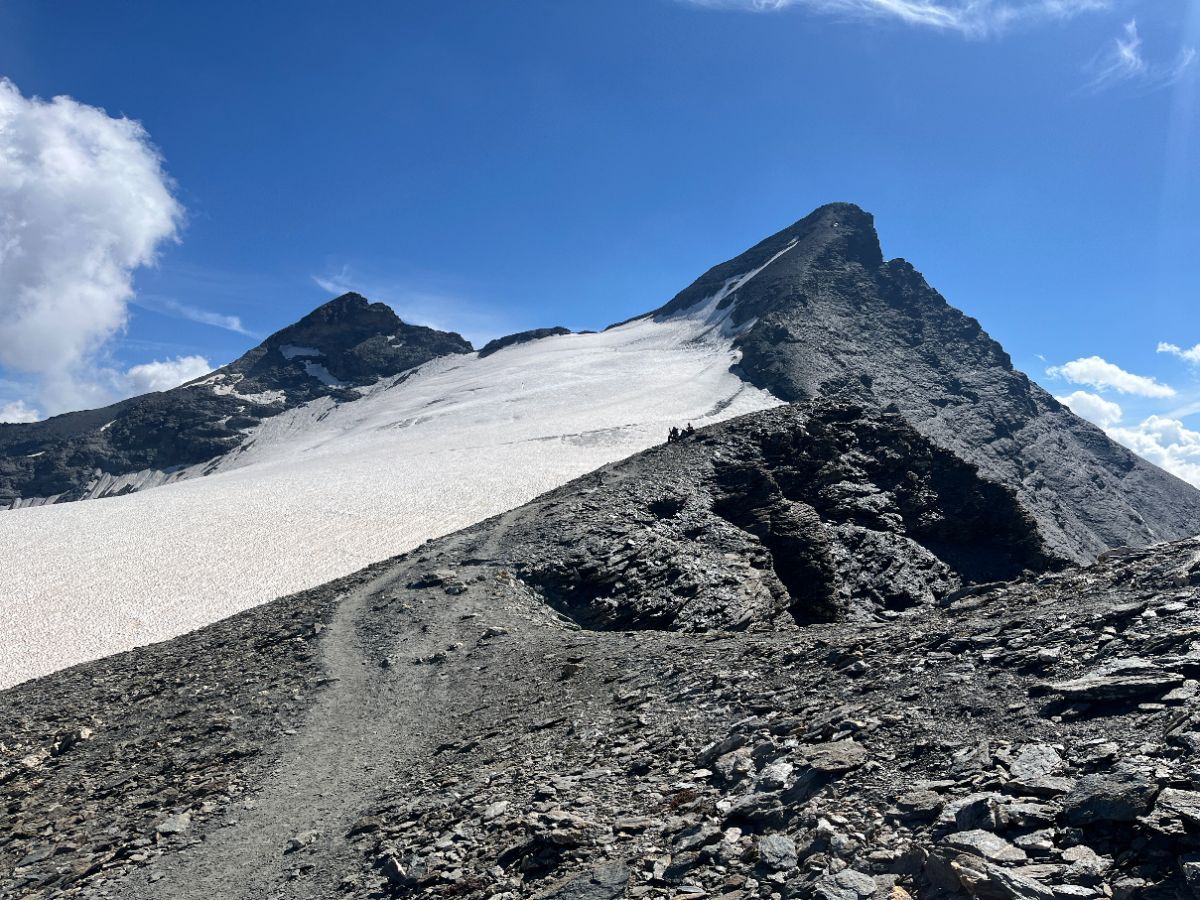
[489,402,1060,631]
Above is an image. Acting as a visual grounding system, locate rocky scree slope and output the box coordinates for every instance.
[9,404,1197,900]
[0,293,472,509]
[650,203,1200,563]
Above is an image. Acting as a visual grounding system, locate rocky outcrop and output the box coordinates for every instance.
[501,402,1059,630]
[0,293,472,508]
[479,327,572,358]
[651,203,1200,562]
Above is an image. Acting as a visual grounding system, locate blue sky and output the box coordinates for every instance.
[1,0,1199,477]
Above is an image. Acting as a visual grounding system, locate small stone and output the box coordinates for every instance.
[1063,772,1158,825]
[813,868,877,900]
[757,760,793,791]
[1009,745,1063,782]
[155,812,192,836]
[284,830,320,853]
[1036,660,1183,702]
[894,790,943,821]
[801,740,867,773]
[757,834,797,871]
[482,800,510,822]
[1149,787,1200,826]
[942,830,1028,864]
[1180,854,1200,894]
[951,859,1056,900]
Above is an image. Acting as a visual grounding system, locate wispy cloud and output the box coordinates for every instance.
[133,296,254,336]
[677,0,1108,38]
[1084,18,1196,93]
[1158,340,1200,365]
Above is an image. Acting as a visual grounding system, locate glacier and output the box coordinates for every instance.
[0,305,781,687]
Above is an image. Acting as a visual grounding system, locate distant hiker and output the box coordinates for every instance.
[684,423,695,437]
[668,426,680,444]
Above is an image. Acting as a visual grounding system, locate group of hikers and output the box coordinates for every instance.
[667,423,696,444]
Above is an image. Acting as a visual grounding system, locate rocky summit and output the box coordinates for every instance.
[4,401,1200,900]
[652,203,1200,563]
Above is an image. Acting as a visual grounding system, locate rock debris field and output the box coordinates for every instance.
[4,404,1200,900]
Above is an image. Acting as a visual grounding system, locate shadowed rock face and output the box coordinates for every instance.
[4,404,1200,900]
[505,403,1059,631]
[0,293,472,508]
[652,203,1200,562]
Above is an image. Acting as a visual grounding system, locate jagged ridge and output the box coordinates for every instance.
[651,203,1200,562]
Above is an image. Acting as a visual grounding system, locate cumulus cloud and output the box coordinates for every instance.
[1045,355,1175,398]
[677,0,1108,38]
[1085,18,1196,92]
[1158,341,1200,365]
[1108,415,1200,487]
[1055,389,1123,427]
[0,78,183,414]
[0,400,41,424]
[121,355,212,395]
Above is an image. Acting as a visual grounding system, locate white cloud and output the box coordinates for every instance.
[121,355,212,394]
[1108,415,1200,487]
[0,400,41,424]
[0,355,215,423]
[1055,389,1123,427]
[0,78,183,415]
[1046,355,1175,398]
[1085,18,1196,92]
[678,0,1108,37]
[1158,341,1200,365]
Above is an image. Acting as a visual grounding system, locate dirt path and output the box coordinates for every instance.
[107,569,468,899]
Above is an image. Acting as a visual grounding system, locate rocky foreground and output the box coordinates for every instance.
[4,405,1200,899]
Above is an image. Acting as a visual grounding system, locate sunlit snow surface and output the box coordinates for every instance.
[0,307,781,687]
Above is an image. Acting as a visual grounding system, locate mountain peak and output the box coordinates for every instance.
[768,202,883,271]
[653,203,883,318]
[285,292,400,333]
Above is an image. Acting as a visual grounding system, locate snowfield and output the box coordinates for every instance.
[0,302,781,687]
